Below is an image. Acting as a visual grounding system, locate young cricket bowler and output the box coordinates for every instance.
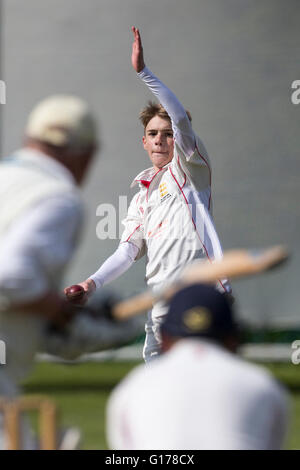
[70,26,230,362]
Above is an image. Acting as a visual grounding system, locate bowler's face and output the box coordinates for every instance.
[142,116,174,171]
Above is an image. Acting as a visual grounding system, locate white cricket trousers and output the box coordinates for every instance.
[143,307,167,363]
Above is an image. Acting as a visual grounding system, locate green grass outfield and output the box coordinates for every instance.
[21,361,300,450]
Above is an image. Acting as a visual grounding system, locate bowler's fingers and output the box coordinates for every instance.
[131,26,142,48]
[131,26,137,42]
[137,28,143,48]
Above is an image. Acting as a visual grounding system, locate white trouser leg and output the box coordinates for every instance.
[143,304,167,363]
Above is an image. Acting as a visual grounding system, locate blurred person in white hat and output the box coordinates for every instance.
[24,94,98,183]
[0,95,142,449]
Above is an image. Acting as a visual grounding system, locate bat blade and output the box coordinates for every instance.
[180,245,289,284]
[112,245,289,320]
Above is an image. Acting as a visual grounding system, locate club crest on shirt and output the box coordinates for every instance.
[159,182,171,203]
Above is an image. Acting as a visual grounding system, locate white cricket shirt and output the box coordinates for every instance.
[107,339,289,450]
[0,148,83,386]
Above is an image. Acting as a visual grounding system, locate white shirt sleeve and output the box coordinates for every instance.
[138,66,196,157]
[0,194,83,303]
[89,242,139,289]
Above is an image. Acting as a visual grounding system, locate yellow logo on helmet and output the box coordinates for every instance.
[183,307,212,332]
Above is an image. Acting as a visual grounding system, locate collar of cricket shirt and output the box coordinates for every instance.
[130,162,171,188]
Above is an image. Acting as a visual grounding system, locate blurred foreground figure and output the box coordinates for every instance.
[107,284,289,450]
[0,96,141,449]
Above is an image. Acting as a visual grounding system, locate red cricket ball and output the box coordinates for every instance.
[65,284,85,301]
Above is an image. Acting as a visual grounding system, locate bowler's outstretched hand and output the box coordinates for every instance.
[131,26,145,73]
[64,279,96,305]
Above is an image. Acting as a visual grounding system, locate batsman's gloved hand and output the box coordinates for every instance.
[86,291,119,323]
[45,304,84,336]
[45,290,120,338]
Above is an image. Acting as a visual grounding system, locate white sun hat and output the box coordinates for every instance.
[25,95,97,148]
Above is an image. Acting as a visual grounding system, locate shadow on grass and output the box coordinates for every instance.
[24,382,300,394]
[23,382,117,393]
[280,384,300,393]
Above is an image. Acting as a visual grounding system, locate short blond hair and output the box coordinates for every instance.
[139,101,191,130]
